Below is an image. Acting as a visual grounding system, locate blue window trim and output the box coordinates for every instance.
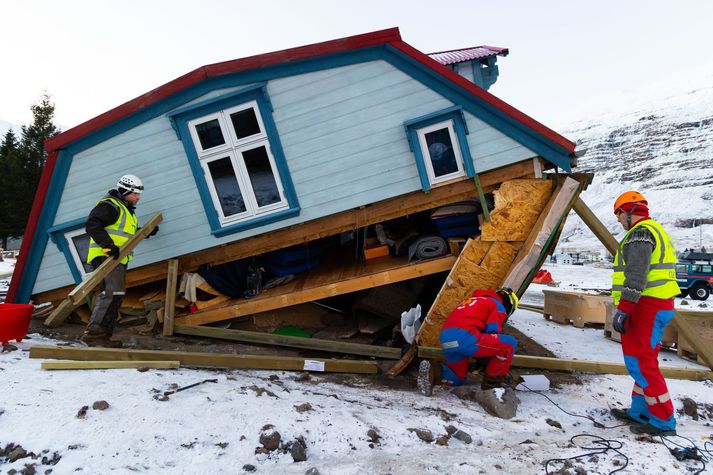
[404,105,475,192]
[167,83,300,237]
[47,217,88,285]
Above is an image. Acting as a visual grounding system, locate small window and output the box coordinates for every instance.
[404,105,475,191]
[187,100,288,226]
[676,264,688,274]
[416,120,465,184]
[65,228,93,278]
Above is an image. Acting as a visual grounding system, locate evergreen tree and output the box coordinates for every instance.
[11,93,61,242]
[0,129,22,249]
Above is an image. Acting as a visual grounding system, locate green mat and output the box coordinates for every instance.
[272,325,311,338]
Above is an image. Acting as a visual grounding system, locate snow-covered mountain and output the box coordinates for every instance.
[556,68,713,256]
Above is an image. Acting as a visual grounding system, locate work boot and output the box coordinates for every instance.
[81,326,122,348]
[629,422,676,436]
[417,360,442,397]
[611,407,648,425]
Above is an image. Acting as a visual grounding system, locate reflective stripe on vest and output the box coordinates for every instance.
[86,196,138,265]
[611,219,680,304]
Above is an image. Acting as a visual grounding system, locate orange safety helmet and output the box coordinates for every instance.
[613,190,647,215]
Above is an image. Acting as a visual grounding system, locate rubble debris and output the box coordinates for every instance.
[407,428,434,443]
[259,428,281,451]
[242,464,256,472]
[679,397,699,420]
[76,406,89,419]
[248,385,278,398]
[289,437,308,462]
[294,403,312,413]
[305,468,321,475]
[367,428,381,444]
[475,387,520,419]
[435,436,449,446]
[92,400,110,411]
[8,446,28,462]
[452,429,473,444]
[546,418,563,429]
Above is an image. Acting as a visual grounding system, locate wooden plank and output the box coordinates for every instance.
[572,198,618,255]
[174,324,402,359]
[43,213,163,327]
[41,360,180,370]
[385,343,417,377]
[163,259,178,336]
[175,255,457,326]
[417,347,713,381]
[68,213,163,304]
[34,161,535,302]
[29,344,379,374]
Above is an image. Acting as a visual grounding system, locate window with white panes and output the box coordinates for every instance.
[187,101,288,225]
[415,120,466,185]
[65,228,93,279]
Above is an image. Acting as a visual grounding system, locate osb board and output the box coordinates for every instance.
[481,179,554,241]
[417,240,509,348]
[460,236,491,267]
[480,242,518,280]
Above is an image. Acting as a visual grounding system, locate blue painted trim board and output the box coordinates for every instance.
[47,218,88,285]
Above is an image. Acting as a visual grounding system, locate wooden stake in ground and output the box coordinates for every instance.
[44,213,163,327]
[162,259,179,336]
[29,345,379,374]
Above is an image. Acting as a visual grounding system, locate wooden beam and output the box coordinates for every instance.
[572,198,618,255]
[41,360,180,370]
[33,161,535,303]
[29,344,379,374]
[162,259,178,336]
[417,347,713,381]
[68,213,163,304]
[43,213,163,327]
[174,324,402,359]
[175,255,457,326]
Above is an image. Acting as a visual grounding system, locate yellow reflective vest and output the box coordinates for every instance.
[86,196,138,265]
[612,219,680,304]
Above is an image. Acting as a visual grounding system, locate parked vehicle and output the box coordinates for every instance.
[676,250,713,301]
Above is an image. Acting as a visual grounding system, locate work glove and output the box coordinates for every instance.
[613,299,636,334]
[147,225,159,238]
[612,310,630,334]
[105,244,121,260]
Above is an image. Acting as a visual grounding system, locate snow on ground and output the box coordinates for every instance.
[1,263,713,474]
[0,258,15,302]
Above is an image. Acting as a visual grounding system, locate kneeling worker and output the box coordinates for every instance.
[418,288,519,395]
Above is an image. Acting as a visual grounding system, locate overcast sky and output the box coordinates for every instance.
[3,0,713,135]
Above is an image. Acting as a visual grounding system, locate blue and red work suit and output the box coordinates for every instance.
[437,289,517,386]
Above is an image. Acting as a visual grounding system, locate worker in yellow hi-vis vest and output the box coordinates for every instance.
[609,190,680,436]
[81,175,158,347]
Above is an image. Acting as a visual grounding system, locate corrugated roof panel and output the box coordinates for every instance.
[428,46,509,65]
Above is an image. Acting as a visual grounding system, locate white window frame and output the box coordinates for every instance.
[65,228,93,280]
[416,120,466,185]
[188,101,288,226]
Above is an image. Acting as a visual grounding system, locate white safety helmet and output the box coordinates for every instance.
[117,174,144,194]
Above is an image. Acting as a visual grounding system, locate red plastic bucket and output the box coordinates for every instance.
[0,303,34,346]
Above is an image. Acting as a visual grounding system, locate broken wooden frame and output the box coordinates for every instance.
[162,259,178,336]
[43,213,163,327]
[30,344,379,374]
[574,198,713,371]
[35,161,537,304]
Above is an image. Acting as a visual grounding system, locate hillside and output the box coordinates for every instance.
[556,68,713,255]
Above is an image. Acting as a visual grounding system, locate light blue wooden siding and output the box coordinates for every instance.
[454,62,475,83]
[33,59,536,294]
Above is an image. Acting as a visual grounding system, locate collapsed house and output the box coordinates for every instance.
[8,27,585,350]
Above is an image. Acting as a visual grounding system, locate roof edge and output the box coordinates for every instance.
[45,27,402,153]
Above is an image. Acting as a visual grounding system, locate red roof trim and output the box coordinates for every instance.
[428,45,509,65]
[6,151,59,303]
[45,27,402,153]
[390,41,575,153]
